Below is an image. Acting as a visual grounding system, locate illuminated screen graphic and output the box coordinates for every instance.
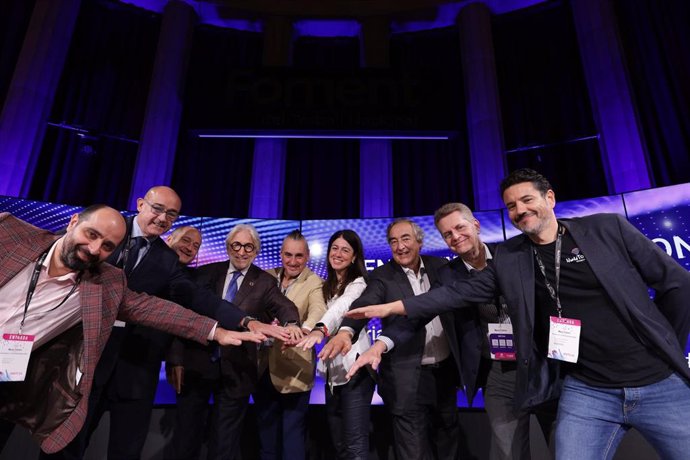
[2,183,689,407]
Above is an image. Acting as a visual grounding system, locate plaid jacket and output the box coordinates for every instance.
[0,213,216,453]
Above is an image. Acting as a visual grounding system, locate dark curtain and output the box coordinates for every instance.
[0,0,36,109]
[282,139,360,219]
[172,25,263,216]
[28,0,160,208]
[390,27,472,214]
[494,1,603,201]
[614,0,690,186]
[391,138,472,216]
[281,35,361,218]
[293,36,360,69]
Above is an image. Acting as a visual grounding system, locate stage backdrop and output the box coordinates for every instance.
[2,182,689,407]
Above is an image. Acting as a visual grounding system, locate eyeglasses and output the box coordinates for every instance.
[229,242,256,253]
[144,199,180,221]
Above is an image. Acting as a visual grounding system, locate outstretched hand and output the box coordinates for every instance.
[345,300,406,319]
[318,330,353,360]
[214,328,266,346]
[295,329,325,351]
[345,340,387,379]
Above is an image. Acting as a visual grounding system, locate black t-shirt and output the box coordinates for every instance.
[532,229,671,387]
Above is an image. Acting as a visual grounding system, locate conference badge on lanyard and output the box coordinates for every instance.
[547,316,580,363]
[487,323,516,361]
[0,333,35,381]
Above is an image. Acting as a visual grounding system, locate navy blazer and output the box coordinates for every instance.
[404,213,690,410]
[95,218,246,399]
[341,255,461,413]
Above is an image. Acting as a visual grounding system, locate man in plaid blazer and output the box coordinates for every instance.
[0,206,262,454]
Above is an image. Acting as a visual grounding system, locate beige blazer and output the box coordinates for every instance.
[263,266,326,393]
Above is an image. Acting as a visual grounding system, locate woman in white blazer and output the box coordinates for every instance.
[296,229,373,460]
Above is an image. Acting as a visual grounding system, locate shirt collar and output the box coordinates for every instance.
[228,263,250,276]
[462,242,492,272]
[44,239,79,282]
[401,257,426,278]
[131,217,155,244]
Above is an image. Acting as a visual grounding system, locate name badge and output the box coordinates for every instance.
[488,323,516,361]
[547,316,581,363]
[0,333,35,382]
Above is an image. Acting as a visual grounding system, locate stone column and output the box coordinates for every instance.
[248,16,292,218]
[571,0,651,192]
[0,0,82,197]
[457,2,507,211]
[359,16,393,218]
[128,0,197,208]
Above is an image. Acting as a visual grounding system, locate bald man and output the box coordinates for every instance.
[48,187,288,460]
[0,206,261,454]
[166,226,202,266]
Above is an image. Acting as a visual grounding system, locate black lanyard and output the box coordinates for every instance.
[21,248,82,332]
[532,224,565,318]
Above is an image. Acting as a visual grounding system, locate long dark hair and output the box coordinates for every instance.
[322,229,367,302]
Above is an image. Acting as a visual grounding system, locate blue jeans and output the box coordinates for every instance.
[555,373,690,460]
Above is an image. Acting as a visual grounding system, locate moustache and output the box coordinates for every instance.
[516,212,535,223]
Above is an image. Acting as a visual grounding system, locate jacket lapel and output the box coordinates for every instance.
[77,272,103,380]
[233,264,259,305]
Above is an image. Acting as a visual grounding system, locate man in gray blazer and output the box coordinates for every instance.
[348,169,690,460]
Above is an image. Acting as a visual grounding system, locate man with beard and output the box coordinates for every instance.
[347,169,690,460]
[0,206,263,454]
[47,186,289,460]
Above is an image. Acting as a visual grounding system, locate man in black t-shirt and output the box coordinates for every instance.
[348,169,690,460]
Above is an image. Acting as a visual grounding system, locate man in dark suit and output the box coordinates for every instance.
[166,224,300,460]
[0,206,261,454]
[48,186,289,460]
[321,218,461,460]
[348,169,690,460]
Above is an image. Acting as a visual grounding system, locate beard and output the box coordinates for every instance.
[60,236,99,271]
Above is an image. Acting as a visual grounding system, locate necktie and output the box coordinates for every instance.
[124,236,145,275]
[224,271,242,302]
[213,271,242,362]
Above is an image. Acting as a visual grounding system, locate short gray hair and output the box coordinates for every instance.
[433,203,475,227]
[386,218,424,243]
[226,224,261,254]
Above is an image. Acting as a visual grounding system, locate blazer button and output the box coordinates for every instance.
[522,359,528,365]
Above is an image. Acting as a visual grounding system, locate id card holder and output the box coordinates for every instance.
[488,323,516,361]
[547,316,581,363]
[0,333,35,381]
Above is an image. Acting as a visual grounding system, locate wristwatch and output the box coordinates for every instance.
[241,316,258,330]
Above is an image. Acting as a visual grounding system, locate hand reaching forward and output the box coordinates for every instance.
[345,340,387,380]
[345,300,406,319]
[295,329,325,351]
[318,330,353,360]
[247,320,291,341]
[214,327,266,346]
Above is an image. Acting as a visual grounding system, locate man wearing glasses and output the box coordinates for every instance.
[45,187,290,460]
[166,224,300,460]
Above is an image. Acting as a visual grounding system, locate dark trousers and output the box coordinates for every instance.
[253,372,311,460]
[170,372,250,460]
[390,359,459,460]
[325,369,376,460]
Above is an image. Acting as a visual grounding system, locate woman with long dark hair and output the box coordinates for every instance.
[296,229,374,460]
